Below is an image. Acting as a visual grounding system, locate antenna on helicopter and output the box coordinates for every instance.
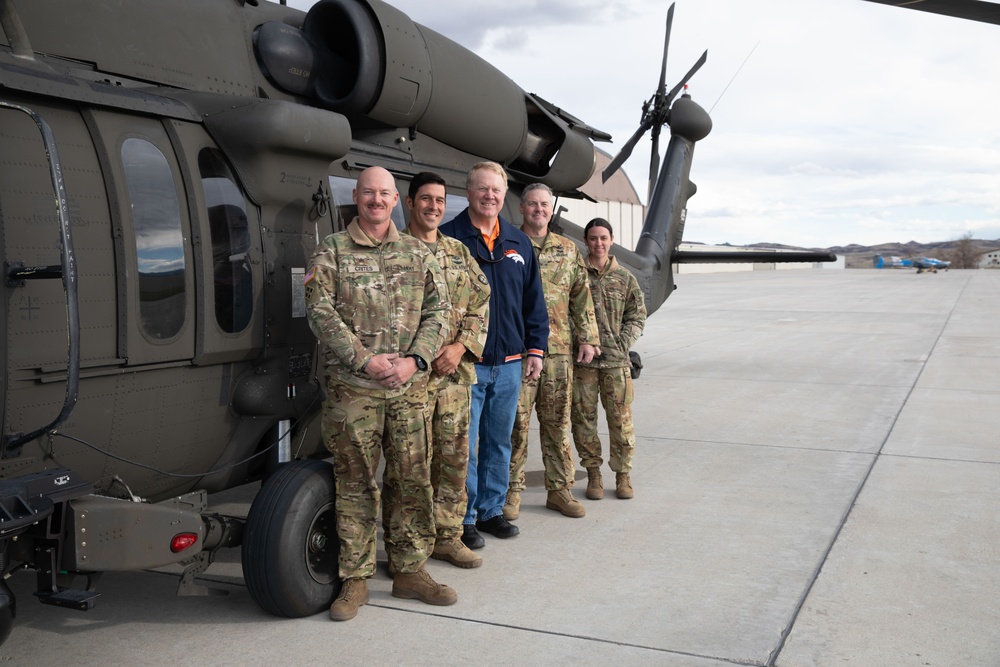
[601,3,707,200]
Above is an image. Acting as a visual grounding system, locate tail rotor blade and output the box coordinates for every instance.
[657,3,675,95]
[647,125,662,196]
[663,50,708,108]
[602,116,653,182]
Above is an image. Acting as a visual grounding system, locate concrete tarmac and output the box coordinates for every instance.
[4,269,998,666]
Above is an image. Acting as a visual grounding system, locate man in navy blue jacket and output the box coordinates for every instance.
[439,161,549,548]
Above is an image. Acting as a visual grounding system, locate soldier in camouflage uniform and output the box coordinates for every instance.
[571,218,647,500]
[305,167,456,622]
[505,183,601,520]
[383,172,490,571]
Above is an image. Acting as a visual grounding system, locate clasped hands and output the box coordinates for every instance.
[365,352,417,389]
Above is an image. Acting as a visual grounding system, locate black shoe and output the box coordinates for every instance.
[476,515,520,539]
[461,525,485,550]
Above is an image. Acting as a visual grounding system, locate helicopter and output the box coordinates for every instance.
[0,0,844,644]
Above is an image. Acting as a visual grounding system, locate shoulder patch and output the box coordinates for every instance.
[303,267,316,285]
[478,273,489,285]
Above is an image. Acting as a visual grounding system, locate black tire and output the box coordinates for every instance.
[242,459,340,617]
[0,574,14,646]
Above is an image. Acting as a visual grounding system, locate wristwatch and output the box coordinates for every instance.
[409,354,428,371]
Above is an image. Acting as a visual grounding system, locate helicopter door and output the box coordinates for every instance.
[88,112,195,365]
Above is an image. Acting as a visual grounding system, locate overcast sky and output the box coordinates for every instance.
[285,0,1000,248]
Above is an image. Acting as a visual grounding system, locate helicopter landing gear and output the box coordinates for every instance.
[242,459,340,617]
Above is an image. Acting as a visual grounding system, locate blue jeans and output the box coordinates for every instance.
[465,362,522,524]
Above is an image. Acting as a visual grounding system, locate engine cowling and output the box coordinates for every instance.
[254,0,595,191]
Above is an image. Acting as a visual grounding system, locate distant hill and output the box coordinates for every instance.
[692,239,1000,269]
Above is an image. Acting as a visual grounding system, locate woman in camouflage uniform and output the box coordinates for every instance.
[571,218,647,500]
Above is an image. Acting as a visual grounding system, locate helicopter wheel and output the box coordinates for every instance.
[242,459,340,617]
[0,568,13,646]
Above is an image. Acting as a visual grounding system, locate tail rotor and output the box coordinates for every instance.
[602,3,708,196]
[601,3,712,315]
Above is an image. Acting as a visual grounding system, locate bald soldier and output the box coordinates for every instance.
[305,166,455,621]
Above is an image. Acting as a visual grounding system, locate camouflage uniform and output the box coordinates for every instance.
[305,218,448,580]
[384,232,490,546]
[510,232,600,492]
[571,255,647,473]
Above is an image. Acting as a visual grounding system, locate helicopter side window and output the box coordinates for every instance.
[198,148,253,334]
[441,193,469,224]
[121,138,187,340]
[329,175,406,232]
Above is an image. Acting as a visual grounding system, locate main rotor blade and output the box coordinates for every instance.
[657,3,675,96]
[663,49,708,108]
[602,115,654,182]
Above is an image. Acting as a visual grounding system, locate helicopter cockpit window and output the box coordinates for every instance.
[121,137,187,340]
[329,175,406,232]
[199,148,253,334]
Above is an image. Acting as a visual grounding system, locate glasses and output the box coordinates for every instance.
[475,238,508,264]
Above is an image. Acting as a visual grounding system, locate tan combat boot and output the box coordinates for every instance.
[329,578,369,621]
[502,489,520,521]
[392,568,458,606]
[431,538,483,569]
[586,467,604,500]
[545,488,586,518]
[616,472,634,499]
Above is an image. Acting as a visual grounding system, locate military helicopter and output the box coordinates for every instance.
[0,0,840,644]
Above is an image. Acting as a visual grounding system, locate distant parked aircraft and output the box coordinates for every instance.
[874,255,951,273]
